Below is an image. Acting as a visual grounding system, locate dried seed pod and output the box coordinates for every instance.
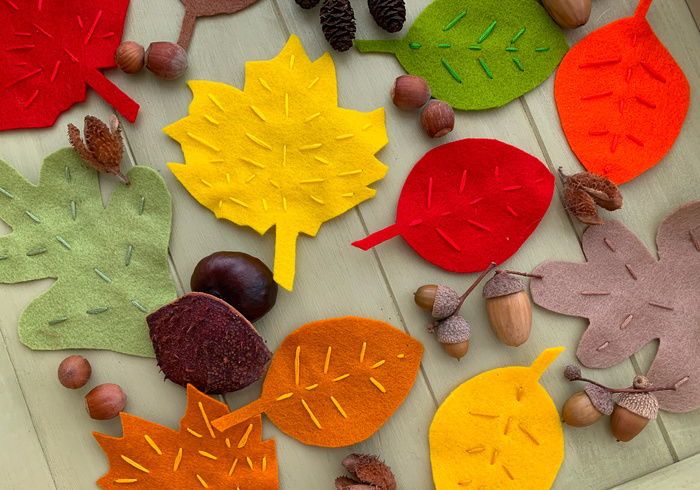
[414,284,460,319]
[368,0,406,33]
[145,42,188,80]
[296,0,321,8]
[114,41,145,74]
[68,114,129,185]
[542,0,591,29]
[420,100,455,138]
[610,376,659,442]
[57,355,92,389]
[391,75,431,110]
[320,0,356,52]
[436,315,470,360]
[560,168,623,226]
[564,364,582,380]
[85,383,127,420]
[482,271,531,346]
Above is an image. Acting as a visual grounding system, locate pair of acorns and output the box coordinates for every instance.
[414,263,538,359]
[562,365,678,442]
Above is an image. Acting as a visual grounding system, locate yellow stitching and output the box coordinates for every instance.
[228,458,238,476]
[173,448,183,470]
[301,399,322,429]
[144,435,162,455]
[324,347,331,374]
[370,377,386,393]
[199,402,216,438]
[295,346,301,385]
[120,456,149,473]
[187,428,202,438]
[333,374,349,382]
[372,360,385,368]
[187,132,220,152]
[238,424,253,448]
[247,456,253,469]
[276,392,294,401]
[360,342,367,363]
[198,450,217,460]
[306,384,318,390]
[331,396,347,418]
[196,474,209,488]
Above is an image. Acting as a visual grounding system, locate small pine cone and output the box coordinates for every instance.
[368,0,406,33]
[296,0,321,9]
[320,0,356,52]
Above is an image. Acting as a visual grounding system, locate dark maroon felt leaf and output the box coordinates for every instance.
[146,292,272,394]
[353,139,555,272]
[0,0,139,130]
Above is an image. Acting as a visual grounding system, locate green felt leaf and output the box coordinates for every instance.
[0,148,177,357]
[355,0,569,110]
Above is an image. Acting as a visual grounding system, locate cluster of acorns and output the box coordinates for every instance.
[414,263,540,359]
[114,41,189,80]
[562,365,678,442]
[390,75,455,139]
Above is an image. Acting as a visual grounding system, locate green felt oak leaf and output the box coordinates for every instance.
[355,0,569,110]
[0,148,177,357]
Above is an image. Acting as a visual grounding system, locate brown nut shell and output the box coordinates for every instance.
[145,42,188,80]
[610,404,649,442]
[114,41,145,74]
[390,75,431,110]
[57,355,92,389]
[562,391,604,427]
[541,0,591,29]
[485,291,532,346]
[85,383,127,420]
[420,100,454,138]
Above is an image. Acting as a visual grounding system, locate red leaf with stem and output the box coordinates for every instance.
[0,0,139,131]
[353,139,554,272]
[554,0,690,184]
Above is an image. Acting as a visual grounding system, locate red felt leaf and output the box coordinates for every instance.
[353,139,554,273]
[554,0,690,184]
[0,0,139,131]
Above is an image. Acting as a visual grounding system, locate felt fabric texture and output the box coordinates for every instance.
[353,139,554,273]
[355,0,569,111]
[430,347,565,489]
[554,0,690,184]
[0,0,139,130]
[94,384,278,489]
[164,35,388,291]
[177,0,261,50]
[0,148,176,357]
[211,317,424,447]
[531,200,700,412]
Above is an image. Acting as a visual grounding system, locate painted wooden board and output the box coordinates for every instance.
[612,452,700,489]
[0,0,698,489]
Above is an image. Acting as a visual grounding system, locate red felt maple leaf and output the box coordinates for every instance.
[0,0,139,131]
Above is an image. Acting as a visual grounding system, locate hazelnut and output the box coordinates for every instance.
[114,41,145,74]
[57,355,92,389]
[85,383,127,420]
[390,75,431,110]
[145,42,188,80]
[420,100,455,138]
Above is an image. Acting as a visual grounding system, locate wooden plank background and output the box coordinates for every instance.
[0,0,698,488]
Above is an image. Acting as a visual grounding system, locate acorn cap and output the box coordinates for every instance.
[615,391,659,420]
[432,284,460,319]
[584,383,614,415]
[482,272,525,298]
[436,315,471,344]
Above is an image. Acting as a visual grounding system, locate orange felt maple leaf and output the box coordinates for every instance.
[212,316,424,447]
[93,384,278,489]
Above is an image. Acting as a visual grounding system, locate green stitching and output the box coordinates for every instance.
[535,47,550,52]
[439,44,451,48]
[478,58,493,79]
[443,11,466,31]
[469,46,482,50]
[25,211,41,223]
[55,235,72,250]
[511,28,525,44]
[48,317,68,325]
[71,201,76,221]
[26,248,47,256]
[131,300,147,313]
[0,255,8,260]
[441,58,462,83]
[409,43,421,49]
[506,47,518,52]
[0,187,13,199]
[513,57,524,71]
[478,20,497,43]
[65,167,71,183]
[94,268,112,283]
[125,245,133,266]
[87,307,108,314]
[138,196,145,216]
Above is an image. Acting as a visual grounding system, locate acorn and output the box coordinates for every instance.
[541,0,591,29]
[482,271,532,346]
[414,284,459,320]
[57,355,92,389]
[435,315,470,360]
[85,383,127,420]
[610,376,659,442]
[114,41,145,74]
[562,384,613,427]
[145,42,188,80]
[420,100,454,138]
[390,75,431,110]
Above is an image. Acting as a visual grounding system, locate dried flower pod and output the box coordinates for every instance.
[560,168,623,226]
[114,41,145,74]
[368,0,406,33]
[338,453,396,490]
[436,315,470,360]
[542,0,591,29]
[68,115,129,185]
[296,0,321,8]
[320,0,356,52]
[391,75,431,110]
[420,100,455,138]
[145,42,188,80]
[482,271,531,346]
[57,355,92,389]
[85,383,127,420]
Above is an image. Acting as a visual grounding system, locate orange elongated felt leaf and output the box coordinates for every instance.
[212,317,424,447]
[94,384,278,489]
[555,0,690,184]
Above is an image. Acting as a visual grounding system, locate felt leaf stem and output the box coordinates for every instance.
[353,139,554,273]
[554,0,690,184]
[94,384,278,489]
[177,0,261,50]
[355,0,569,110]
[0,148,176,356]
[164,35,388,290]
[0,0,139,130]
[211,317,423,447]
[531,200,700,412]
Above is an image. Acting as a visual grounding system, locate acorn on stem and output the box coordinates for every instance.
[562,384,613,427]
[611,376,659,442]
[482,269,540,346]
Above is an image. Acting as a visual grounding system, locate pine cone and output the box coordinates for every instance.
[368,0,406,33]
[320,0,356,52]
[296,0,320,9]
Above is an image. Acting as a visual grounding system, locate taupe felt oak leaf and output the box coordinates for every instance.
[531,200,700,412]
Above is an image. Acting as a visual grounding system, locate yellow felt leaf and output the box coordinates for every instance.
[430,347,565,490]
[164,35,388,290]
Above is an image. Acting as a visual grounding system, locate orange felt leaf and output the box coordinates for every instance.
[93,384,278,489]
[212,317,424,447]
[554,0,690,184]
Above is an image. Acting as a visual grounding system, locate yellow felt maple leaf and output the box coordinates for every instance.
[164,35,388,290]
